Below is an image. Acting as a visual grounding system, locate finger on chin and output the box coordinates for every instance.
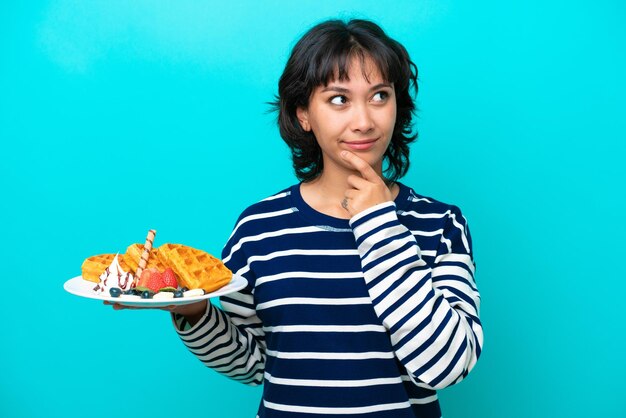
[340,151,380,182]
[340,150,361,166]
[346,174,368,189]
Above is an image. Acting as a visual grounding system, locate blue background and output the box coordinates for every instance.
[2,1,625,417]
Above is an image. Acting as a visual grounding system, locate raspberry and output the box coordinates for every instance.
[163,268,178,288]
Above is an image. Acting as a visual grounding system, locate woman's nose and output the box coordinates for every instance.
[350,104,375,133]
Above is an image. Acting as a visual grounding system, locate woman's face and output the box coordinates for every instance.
[297,57,397,177]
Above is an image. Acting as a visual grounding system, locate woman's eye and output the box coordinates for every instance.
[330,95,347,105]
[372,91,389,102]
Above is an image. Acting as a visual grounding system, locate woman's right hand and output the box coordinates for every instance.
[103,299,208,326]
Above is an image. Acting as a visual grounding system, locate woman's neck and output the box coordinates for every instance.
[300,164,397,219]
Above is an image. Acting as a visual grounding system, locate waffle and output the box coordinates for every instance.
[157,243,232,293]
[123,243,169,273]
[81,254,130,283]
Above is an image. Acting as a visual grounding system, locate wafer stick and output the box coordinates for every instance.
[133,229,156,287]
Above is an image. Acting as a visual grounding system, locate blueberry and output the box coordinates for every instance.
[181,287,189,292]
[109,288,122,298]
[174,290,184,298]
[141,290,152,299]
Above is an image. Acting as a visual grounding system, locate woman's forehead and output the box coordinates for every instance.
[324,55,387,86]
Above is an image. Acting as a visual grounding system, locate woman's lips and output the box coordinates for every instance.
[342,138,379,151]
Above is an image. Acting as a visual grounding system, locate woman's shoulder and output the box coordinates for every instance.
[223,184,299,249]
[395,183,473,254]
[395,182,470,235]
[396,182,463,214]
[237,184,298,218]
[226,184,299,236]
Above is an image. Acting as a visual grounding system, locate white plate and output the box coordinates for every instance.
[63,275,247,307]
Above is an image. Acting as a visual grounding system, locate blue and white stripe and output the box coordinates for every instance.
[174,182,482,417]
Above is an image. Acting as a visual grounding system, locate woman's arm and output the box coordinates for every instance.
[172,284,266,385]
[171,220,266,386]
[350,201,482,390]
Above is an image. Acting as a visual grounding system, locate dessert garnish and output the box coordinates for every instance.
[92,254,135,294]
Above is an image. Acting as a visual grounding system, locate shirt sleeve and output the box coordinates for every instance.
[349,201,483,390]
[171,226,266,386]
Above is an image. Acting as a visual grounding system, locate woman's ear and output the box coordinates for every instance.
[296,107,310,131]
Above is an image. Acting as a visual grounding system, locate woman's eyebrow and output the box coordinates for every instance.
[321,86,350,93]
[321,83,393,93]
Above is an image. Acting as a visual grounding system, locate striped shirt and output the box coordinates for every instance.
[173,182,482,417]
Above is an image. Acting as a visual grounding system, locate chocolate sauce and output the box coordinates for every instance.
[118,272,131,290]
[103,267,110,287]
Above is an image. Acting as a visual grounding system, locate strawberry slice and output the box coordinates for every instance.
[162,268,178,288]
[137,269,154,288]
[146,271,165,292]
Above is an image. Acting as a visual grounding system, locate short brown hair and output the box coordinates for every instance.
[270,19,419,182]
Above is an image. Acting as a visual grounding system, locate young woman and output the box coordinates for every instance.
[116,18,483,418]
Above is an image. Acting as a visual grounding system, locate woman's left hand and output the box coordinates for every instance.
[340,150,393,217]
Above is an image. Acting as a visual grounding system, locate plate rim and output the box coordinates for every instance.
[63,274,247,306]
